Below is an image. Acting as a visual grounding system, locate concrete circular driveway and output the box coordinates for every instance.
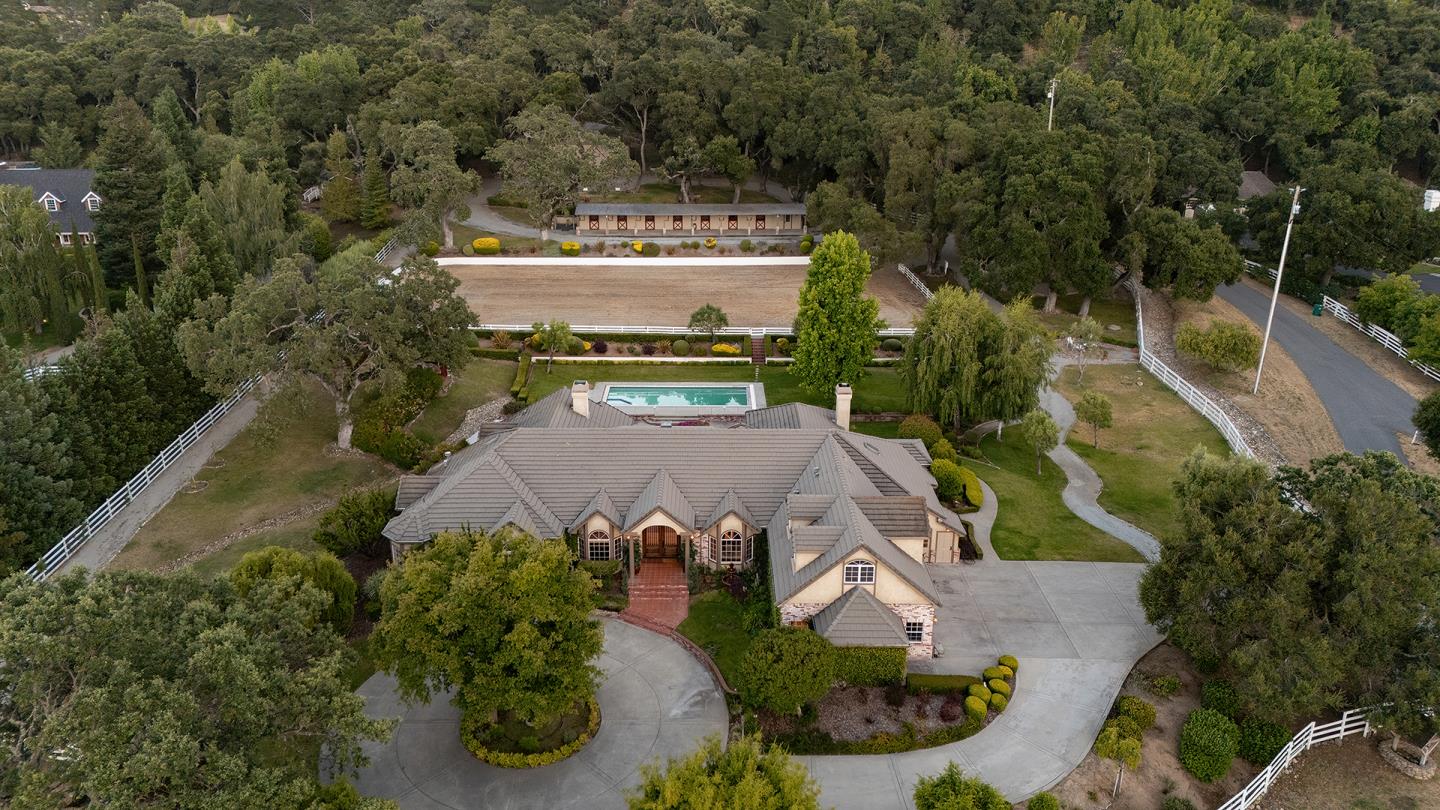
[341,618,728,809]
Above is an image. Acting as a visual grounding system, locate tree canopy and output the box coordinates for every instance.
[791,231,881,395]
[628,734,822,810]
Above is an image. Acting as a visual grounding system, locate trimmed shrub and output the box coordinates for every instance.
[987,678,1011,697]
[510,356,531,396]
[704,236,717,249]
[1176,321,1261,372]
[1027,793,1060,810]
[1200,679,1241,719]
[739,239,755,252]
[314,487,396,558]
[712,343,741,355]
[735,628,835,714]
[931,459,966,503]
[1179,708,1239,782]
[906,673,982,694]
[1239,717,1291,765]
[998,656,1018,672]
[964,696,987,724]
[880,337,904,352]
[421,241,440,256]
[641,343,656,356]
[799,240,814,254]
[929,438,959,463]
[1148,673,1182,697]
[967,683,991,702]
[641,241,660,257]
[833,646,907,686]
[1115,695,1156,732]
[461,698,600,768]
[1106,715,1141,741]
[560,241,580,256]
[631,240,643,254]
[502,399,526,414]
[959,467,984,507]
[461,243,475,256]
[672,339,691,356]
[989,693,1008,712]
[898,414,944,449]
[474,237,500,255]
[591,339,608,354]
[981,665,1007,681]
[579,559,622,580]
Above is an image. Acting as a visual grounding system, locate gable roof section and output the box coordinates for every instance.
[395,475,443,509]
[624,469,697,530]
[811,587,910,647]
[503,387,633,429]
[492,501,539,536]
[744,402,836,430]
[834,433,908,495]
[705,489,754,529]
[570,488,621,532]
[490,455,564,536]
[0,168,98,233]
[853,496,931,536]
[896,438,931,467]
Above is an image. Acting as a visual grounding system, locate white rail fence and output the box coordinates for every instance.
[897,263,934,300]
[472,323,918,337]
[1243,259,1440,384]
[22,238,400,581]
[1218,708,1373,810]
[1132,279,1255,458]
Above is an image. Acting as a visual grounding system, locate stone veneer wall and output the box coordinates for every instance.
[780,602,828,625]
[890,603,936,659]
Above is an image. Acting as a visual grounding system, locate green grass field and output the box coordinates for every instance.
[524,361,908,414]
[1032,291,1138,348]
[409,359,517,444]
[449,221,556,254]
[1053,364,1229,540]
[677,590,752,685]
[978,434,1145,562]
[188,518,324,579]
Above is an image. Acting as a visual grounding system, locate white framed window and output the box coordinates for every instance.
[58,232,71,246]
[720,530,743,563]
[587,529,611,561]
[42,197,58,211]
[905,621,924,643]
[843,559,875,585]
[85,197,100,212]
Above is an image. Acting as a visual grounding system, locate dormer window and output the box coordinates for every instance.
[39,193,59,212]
[843,559,876,585]
[83,193,100,212]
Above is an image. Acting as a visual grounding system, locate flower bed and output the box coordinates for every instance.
[460,698,600,768]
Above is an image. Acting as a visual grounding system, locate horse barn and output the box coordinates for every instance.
[573,202,808,237]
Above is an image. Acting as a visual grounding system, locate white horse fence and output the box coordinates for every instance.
[1243,259,1440,384]
[897,263,934,301]
[473,323,916,338]
[1218,708,1373,810]
[22,238,400,581]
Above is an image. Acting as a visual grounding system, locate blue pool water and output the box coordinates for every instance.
[604,385,751,408]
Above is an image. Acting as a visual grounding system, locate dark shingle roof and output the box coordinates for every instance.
[0,168,98,233]
[811,587,911,647]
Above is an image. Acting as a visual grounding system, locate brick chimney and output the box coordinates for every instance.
[571,380,590,418]
[835,383,852,431]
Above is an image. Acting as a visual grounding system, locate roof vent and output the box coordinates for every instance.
[661,421,673,428]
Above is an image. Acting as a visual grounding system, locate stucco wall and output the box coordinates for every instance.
[787,548,931,606]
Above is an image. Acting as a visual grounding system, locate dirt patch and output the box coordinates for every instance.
[1262,277,1439,402]
[1046,644,1259,810]
[1168,293,1345,466]
[443,262,927,328]
[1256,735,1440,809]
[1398,433,1440,477]
[758,685,976,743]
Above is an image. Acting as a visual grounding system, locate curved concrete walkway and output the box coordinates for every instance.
[341,617,727,809]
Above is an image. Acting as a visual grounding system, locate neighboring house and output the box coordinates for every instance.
[0,166,101,245]
[384,382,971,658]
[574,203,807,236]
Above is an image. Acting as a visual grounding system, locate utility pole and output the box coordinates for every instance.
[1254,185,1303,395]
[1046,78,1058,131]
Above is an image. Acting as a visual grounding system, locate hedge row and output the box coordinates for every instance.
[472,347,521,361]
[771,717,982,755]
[905,673,981,694]
[833,647,907,686]
[510,356,531,397]
[460,699,600,768]
[1179,708,1239,782]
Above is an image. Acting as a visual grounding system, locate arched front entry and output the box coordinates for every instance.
[641,526,681,559]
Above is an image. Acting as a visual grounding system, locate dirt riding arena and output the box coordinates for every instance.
[441,261,928,328]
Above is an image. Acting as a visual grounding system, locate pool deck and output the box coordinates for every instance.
[593,381,766,418]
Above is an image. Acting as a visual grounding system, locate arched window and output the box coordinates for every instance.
[587,529,612,561]
[843,559,876,585]
[720,530,744,564]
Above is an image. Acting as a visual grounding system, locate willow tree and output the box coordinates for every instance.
[791,231,881,394]
[900,288,1052,432]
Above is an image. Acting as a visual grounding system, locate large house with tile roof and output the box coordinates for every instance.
[384,382,972,657]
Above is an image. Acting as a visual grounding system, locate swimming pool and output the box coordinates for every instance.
[596,382,765,416]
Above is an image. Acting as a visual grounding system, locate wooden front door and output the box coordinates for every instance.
[642,526,680,558]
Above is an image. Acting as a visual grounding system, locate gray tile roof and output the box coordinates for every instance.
[570,489,621,532]
[624,469,697,530]
[503,387,633,429]
[575,202,806,216]
[0,168,98,233]
[395,476,442,509]
[744,402,837,430]
[811,587,910,647]
[896,438,931,467]
[853,496,930,536]
[705,489,754,529]
[1238,170,1278,201]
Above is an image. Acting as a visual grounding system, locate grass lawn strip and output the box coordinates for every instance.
[409,359,517,444]
[978,433,1144,562]
[1053,364,1230,540]
[677,590,753,687]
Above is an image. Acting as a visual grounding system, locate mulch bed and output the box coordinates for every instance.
[759,685,972,742]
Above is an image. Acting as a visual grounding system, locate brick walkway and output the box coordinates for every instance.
[622,559,689,628]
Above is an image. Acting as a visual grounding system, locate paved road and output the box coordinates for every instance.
[1216,280,1417,457]
[343,618,728,809]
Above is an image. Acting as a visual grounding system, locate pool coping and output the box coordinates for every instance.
[590,381,766,418]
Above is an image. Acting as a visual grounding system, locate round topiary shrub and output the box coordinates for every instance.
[959,467,984,508]
[881,337,904,352]
[641,242,660,256]
[987,678,1011,697]
[1238,717,1291,765]
[998,654,1019,671]
[1115,695,1156,732]
[704,236,717,249]
[672,339,690,357]
[1201,679,1241,719]
[982,665,1007,681]
[474,237,500,255]
[989,693,1008,712]
[1179,708,1239,783]
[967,683,991,701]
[964,695,987,723]
[1106,715,1141,741]
[422,241,440,256]
[931,459,966,503]
[560,241,580,256]
[1027,792,1060,810]
[591,340,608,354]
[995,664,1013,679]
[461,243,475,256]
[898,414,944,449]
[799,240,814,254]
[929,438,959,464]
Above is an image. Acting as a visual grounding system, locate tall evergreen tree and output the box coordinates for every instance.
[200,157,288,277]
[0,345,83,575]
[155,200,238,325]
[114,293,214,438]
[791,231,882,394]
[321,128,359,223]
[153,164,193,262]
[359,147,391,230]
[131,236,148,305]
[32,122,84,168]
[150,86,197,176]
[62,321,164,495]
[93,97,168,284]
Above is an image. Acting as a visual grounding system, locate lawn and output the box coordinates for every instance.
[409,358,517,444]
[852,420,902,438]
[113,381,394,572]
[188,517,323,579]
[449,221,556,254]
[585,182,780,205]
[1409,260,1440,275]
[1032,291,1138,348]
[524,361,908,414]
[1053,364,1230,540]
[677,590,753,685]
[977,433,1145,562]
